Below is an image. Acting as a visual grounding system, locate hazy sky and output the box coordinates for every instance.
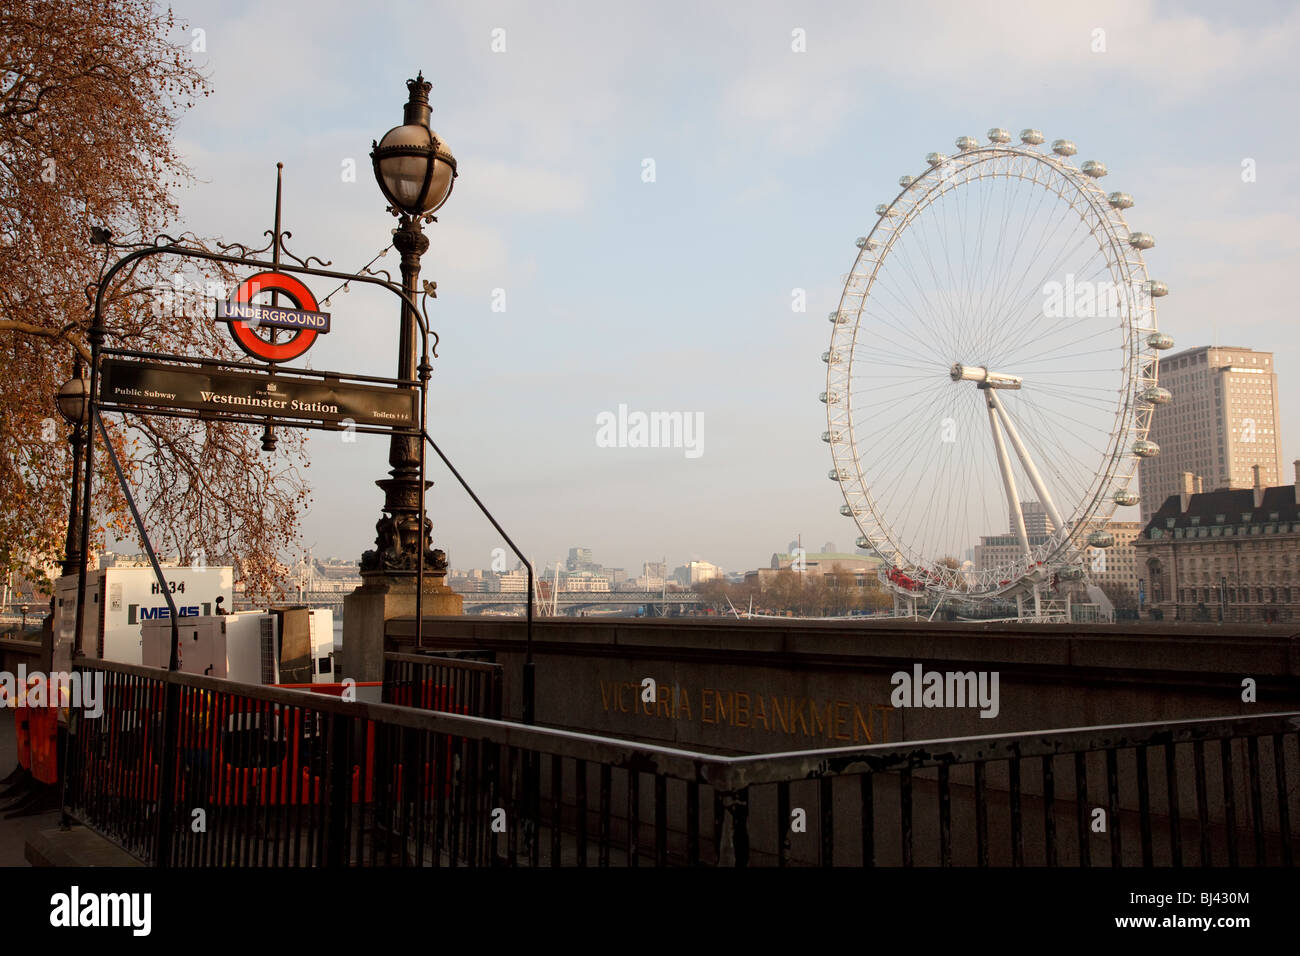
[165,0,1300,576]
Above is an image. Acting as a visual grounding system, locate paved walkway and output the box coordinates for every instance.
[0,710,61,866]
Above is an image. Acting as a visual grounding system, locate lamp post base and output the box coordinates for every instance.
[341,574,463,683]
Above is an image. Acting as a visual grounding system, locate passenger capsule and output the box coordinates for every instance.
[925,152,948,167]
[1057,566,1085,580]
[1132,439,1160,458]
[898,175,914,187]
[1144,279,1168,297]
[828,468,850,482]
[828,311,849,324]
[875,203,894,217]
[1129,232,1155,250]
[1113,490,1140,507]
[855,236,878,250]
[821,350,841,364]
[1108,191,1134,209]
[955,135,978,151]
[1020,129,1045,145]
[988,127,1011,144]
[819,391,840,405]
[1081,160,1108,178]
[1087,531,1115,548]
[1139,385,1173,404]
[855,535,873,549]
[824,431,843,445]
[1052,139,1077,156]
[839,504,855,516]
[1146,332,1174,350]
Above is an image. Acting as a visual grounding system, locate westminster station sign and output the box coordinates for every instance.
[99,359,417,428]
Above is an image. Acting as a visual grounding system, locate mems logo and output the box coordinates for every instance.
[127,605,200,624]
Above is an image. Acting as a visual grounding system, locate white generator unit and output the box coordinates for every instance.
[53,566,234,670]
[141,607,335,686]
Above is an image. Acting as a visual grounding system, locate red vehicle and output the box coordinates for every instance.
[73,679,468,809]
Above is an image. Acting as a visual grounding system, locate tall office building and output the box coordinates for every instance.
[1013,500,1055,537]
[566,547,594,571]
[1139,346,1283,524]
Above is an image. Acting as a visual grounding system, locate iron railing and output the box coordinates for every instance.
[60,659,1300,866]
[382,652,502,720]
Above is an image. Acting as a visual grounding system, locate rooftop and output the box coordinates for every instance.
[1142,485,1300,536]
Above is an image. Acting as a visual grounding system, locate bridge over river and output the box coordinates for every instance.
[237,589,705,616]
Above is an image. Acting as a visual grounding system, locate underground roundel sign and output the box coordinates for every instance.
[216,271,331,363]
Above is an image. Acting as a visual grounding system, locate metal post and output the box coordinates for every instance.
[91,410,181,866]
[61,358,85,577]
[362,216,439,579]
[421,431,535,724]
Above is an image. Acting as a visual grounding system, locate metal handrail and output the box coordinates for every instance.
[73,657,1300,793]
[384,650,501,673]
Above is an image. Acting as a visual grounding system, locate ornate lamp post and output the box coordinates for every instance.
[56,359,91,577]
[361,73,457,578]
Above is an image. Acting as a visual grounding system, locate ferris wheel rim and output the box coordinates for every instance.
[824,136,1164,599]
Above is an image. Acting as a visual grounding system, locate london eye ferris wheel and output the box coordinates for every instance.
[822,128,1173,616]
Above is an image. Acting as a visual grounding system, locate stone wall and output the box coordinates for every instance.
[386,616,1300,753]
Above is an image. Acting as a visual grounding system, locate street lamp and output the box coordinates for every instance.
[360,73,457,576]
[371,72,456,219]
[56,359,91,577]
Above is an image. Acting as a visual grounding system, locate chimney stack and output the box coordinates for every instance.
[1196,475,1203,494]
[1180,471,1194,512]
[1253,464,1264,509]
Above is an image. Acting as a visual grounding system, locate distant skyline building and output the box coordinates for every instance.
[1015,500,1054,537]
[1140,346,1283,524]
[498,570,528,593]
[566,547,595,572]
[1083,520,1141,606]
[562,571,610,592]
[638,561,667,591]
[973,533,1054,576]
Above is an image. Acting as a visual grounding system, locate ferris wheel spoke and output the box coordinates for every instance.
[1010,394,1112,498]
[965,175,1050,359]
[982,197,1097,351]
[991,243,1115,365]
[867,281,962,366]
[970,172,1038,349]
[903,202,964,335]
[1002,327,1120,374]
[985,226,1105,364]
[862,297,962,367]
[881,240,967,354]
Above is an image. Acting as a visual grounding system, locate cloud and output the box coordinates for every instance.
[456,160,589,216]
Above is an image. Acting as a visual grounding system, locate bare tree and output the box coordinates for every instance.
[0,1,309,595]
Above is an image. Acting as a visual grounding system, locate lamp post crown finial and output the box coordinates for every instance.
[407,72,432,103]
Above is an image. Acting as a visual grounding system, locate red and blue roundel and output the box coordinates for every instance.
[220,272,329,363]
